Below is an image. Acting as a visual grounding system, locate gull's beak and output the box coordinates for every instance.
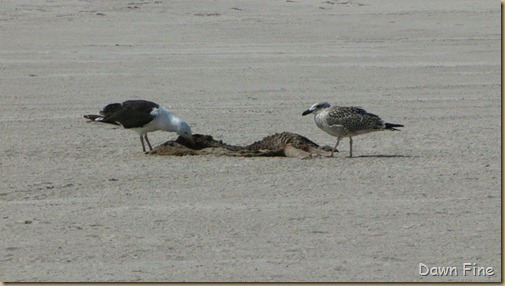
[302,109,313,116]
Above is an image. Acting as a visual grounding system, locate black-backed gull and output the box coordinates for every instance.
[84,100,194,152]
[302,102,403,157]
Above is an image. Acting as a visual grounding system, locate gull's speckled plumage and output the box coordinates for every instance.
[302,102,403,157]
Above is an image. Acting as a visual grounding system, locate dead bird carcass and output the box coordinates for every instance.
[149,132,335,158]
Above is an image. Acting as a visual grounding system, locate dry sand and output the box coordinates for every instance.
[0,0,500,282]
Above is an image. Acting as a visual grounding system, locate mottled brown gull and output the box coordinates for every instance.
[302,102,404,157]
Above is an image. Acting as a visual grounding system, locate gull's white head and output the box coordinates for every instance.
[177,121,195,146]
[302,102,331,116]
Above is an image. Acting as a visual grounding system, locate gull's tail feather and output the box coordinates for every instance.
[83,114,120,125]
[385,122,404,131]
[84,114,102,121]
[84,102,122,125]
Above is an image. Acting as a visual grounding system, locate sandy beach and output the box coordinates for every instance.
[0,0,500,282]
